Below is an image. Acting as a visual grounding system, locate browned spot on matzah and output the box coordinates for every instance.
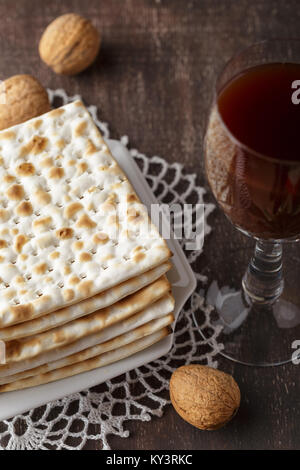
[5,340,21,359]
[73,241,83,250]
[121,229,130,238]
[64,265,71,275]
[128,209,144,224]
[80,252,92,262]
[7,184,24,201]
[16,162,35,177]
[93,233,109,244]
[76,214,97,230]
[15,275,25,283]
[127,193,138,203]
[3,174,15,183]
[82,298,95,313]
[88,186,97,193]
[9,303,34,323]
[77,161,88,174]
[78,280,93,297]
[6,337,44,361]
[53,330,66,344]
[110,182,122,190]
[0,256,4,262]
[102,253,113,262]
[64,202,83,219]
[50,251,60,260]
[4,290,16,300]
[16,201,33,217]
[75,121,87,137]
[49,108,65,117]
[20,254,28,261]
[133,246,143,252]
[40,157,53,168]
[33,263,47,275]
[108,214,119,226]
[102,194,117,212]
[0,209,9,222]
[0,131,15,140]
[107,165,124,176]
[69,275,80,285]
[14,234,29,253]
[36,295,50,305]
[85,139,98,155]
[20,136,48,156]
[34,189,51,205]
[56,227,74,239]
[63,289,75,302]
[32,119,42,129]
[33,216,52,230]
[49,167,64,179]
[56,139,66,150]
[133,252,146,263]
[101,202,115,213]
[0,240,7,249]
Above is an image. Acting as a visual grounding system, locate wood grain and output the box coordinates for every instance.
[0,0,299,450]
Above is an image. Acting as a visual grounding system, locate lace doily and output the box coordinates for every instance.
[0,89,219,450]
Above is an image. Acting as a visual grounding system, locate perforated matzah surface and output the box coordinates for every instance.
[0,101,171,327]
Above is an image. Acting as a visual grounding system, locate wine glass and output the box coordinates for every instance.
[200,40,300,366]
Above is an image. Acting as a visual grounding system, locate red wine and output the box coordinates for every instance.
[218,63,300,161]
[205,63,300,239]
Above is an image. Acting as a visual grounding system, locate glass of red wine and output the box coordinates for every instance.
[202,40,300,366]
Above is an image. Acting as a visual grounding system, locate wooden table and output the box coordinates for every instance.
[0,0,299,450]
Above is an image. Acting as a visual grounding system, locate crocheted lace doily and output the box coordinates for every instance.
[0,89,219,450]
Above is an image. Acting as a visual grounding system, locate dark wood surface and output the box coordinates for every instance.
[0,0,299,450]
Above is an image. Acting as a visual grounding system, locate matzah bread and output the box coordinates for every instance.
[0,261,171,340]
[0,293,174,379]
[0,327,171,393]
[0,314,174,385]
[3,276,171,364]
[0,100,171,328]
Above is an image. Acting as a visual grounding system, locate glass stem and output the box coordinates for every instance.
[242,240,283,305]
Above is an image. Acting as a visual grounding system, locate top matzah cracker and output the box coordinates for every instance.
[0,101,171,327]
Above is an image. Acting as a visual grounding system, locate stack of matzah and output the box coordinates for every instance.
[0,101,174,393]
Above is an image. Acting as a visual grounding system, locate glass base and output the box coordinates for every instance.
[193,285,300,366]
[197,220,300,367]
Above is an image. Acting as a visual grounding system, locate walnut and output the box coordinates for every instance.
[170,365,241,430]
[39,13,101,75]
[0,75,50,130]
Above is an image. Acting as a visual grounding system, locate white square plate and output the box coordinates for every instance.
[0,140,196,420]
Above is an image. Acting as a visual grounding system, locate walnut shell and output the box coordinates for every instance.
[0,75,51,131]
[39,13,101,75]
[170,365,240,430]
